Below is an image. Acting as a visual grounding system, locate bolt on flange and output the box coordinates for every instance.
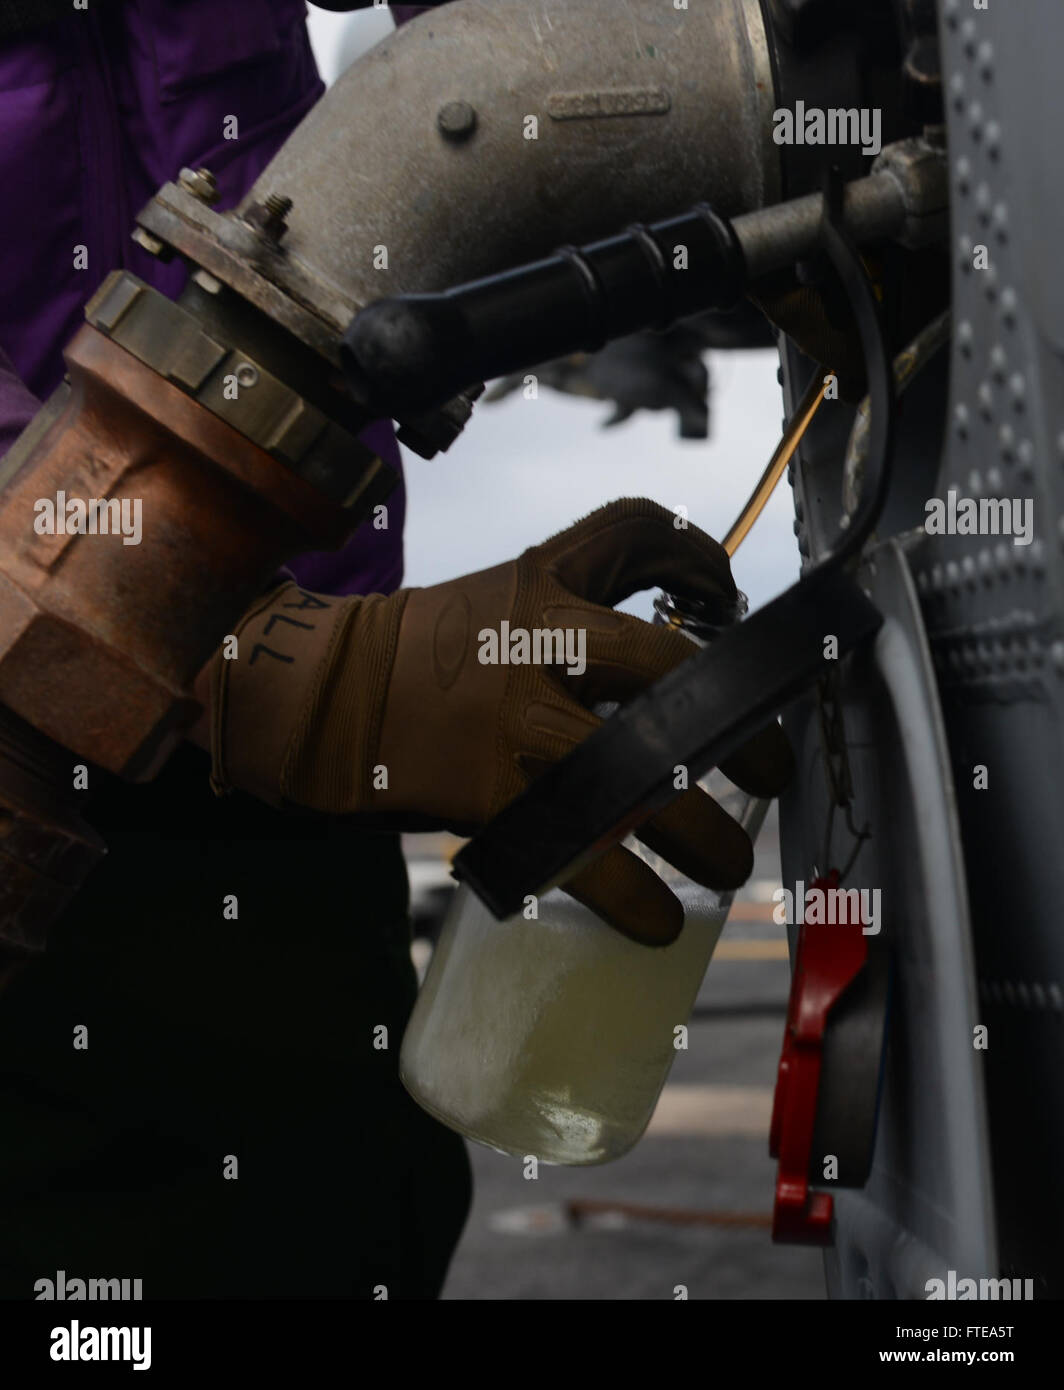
[245,193,294,243]
[178,166,220,204]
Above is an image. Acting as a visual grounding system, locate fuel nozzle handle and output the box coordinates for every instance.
[339,138,944,419]
[340,205,746,416]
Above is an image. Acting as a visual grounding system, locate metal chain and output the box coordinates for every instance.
[815,666,870,881]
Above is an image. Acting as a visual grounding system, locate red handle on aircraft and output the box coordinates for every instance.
[769,870,870,1244]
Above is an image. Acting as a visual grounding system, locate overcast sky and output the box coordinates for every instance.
[306,5,800,619]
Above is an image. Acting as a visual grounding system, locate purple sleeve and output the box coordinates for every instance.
[0,341,41,460]
[280,419,407,597]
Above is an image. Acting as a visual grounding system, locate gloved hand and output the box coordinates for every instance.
[209,498,793,944]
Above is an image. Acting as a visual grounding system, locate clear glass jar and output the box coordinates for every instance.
[399,591,768,1165]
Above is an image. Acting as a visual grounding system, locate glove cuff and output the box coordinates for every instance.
[209,582,404,811]
[281,586,409,812]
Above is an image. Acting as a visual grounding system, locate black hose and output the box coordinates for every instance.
[814,166,897,570]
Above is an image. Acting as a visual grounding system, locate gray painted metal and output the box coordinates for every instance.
[909,0,1064,1294]
[782,0,1064,1298]
[833,539,994,1298]
[780,536,997,1297]
[734,138,948,281]
[164,0,780,351]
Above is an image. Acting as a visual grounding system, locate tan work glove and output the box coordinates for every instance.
[210,498,792,944]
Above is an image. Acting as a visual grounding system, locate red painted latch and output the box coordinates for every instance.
[769,870,870,1245]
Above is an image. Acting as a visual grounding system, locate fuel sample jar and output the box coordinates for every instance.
[399,590,769,1165]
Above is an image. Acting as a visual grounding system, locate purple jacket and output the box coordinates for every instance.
[0,0,416,597]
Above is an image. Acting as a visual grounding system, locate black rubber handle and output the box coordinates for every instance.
[340,205,746,415]
[453,566,883,919]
